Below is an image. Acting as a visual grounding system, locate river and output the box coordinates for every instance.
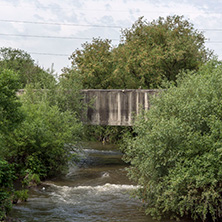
[10,142,191,222]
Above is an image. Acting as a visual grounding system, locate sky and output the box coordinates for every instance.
[0,0,222,75]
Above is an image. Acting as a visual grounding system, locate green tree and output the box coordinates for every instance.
[0,69,23,153]
[0,69,22,132]
[67,16,212,143]
[0,69,22,220]
[69,38,114,89]
[0,54,83,219]
[4,87,83,178]
[68,15,211,90]
[122,60,222,221]
[0,160,15,220]
[113,15,211,88]
[0,47,56,88]
[56,69,84,115]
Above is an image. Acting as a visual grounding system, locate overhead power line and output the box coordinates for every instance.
[29,52,70,56]
[1,33,222,43]
[2,19,222,33]
[0,33,120,41]
[0,19,123,29]
[206,41,222,43]
[1,33,222,44]
[200,29,222,32]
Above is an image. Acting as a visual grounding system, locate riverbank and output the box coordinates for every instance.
[9,142,151,222]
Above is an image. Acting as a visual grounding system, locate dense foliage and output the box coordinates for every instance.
[68,15,212,143]
[0,160,15,220]
[122,60,222,221]
[0,47,55,88]
[0,50,83,219]
[114,15,210,88]
[0,15,217,219]
[69,38,113,89]
[69,15,211,89]
[4,88,83,178]
[57,68,84,115]
[0,69,23,133]
[0,69,22,220]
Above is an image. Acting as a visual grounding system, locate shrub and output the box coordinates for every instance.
[0,69,23,136]
[0,68,22,220]
[0,160,15,220]
[13,190,28,204]
[22,169,41,187]
[123,60,222,221]
[5,89,83,178]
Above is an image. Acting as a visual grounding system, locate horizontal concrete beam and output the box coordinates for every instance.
[82,89,158,126]
[17,89,159,126]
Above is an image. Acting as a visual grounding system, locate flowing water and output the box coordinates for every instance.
[10,143,191,222]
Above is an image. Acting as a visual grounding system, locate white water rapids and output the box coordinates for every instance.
[10,143,192,222]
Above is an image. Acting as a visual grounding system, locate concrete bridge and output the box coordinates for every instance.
[17,89,158,126]
[82,89,158,126]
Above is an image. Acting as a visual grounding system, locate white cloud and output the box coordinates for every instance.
[0,0,221,74]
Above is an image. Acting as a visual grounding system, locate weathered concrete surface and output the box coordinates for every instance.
[17,89,158,126]
[82,89,158,126]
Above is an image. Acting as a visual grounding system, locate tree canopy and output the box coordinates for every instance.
[0,69,23,220]
[122,60,222,221]
[0,53,83,220]
[68,15,212,89]
[0,69,23,133]
[0,47,56,88]
[67,15,213,145]
[69,38,113,89]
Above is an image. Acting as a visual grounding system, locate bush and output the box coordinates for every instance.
[0,191,12,220]
[123,60,222,221]
[0,68,22,220]
[5,89,83,178]
[0,69,22,134]
[84,125,131,144]
[13,190,28,204]
[0,160,15,220]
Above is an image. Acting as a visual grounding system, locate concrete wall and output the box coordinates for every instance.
[82,89,158,126]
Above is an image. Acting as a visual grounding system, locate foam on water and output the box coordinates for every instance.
[101,172,110,178]
[46,182,139,193]
[83,148,122,155]
[43,182,140,205]
[11,144,152,222]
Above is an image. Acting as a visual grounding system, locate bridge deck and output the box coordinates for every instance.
[82,89,158,126]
